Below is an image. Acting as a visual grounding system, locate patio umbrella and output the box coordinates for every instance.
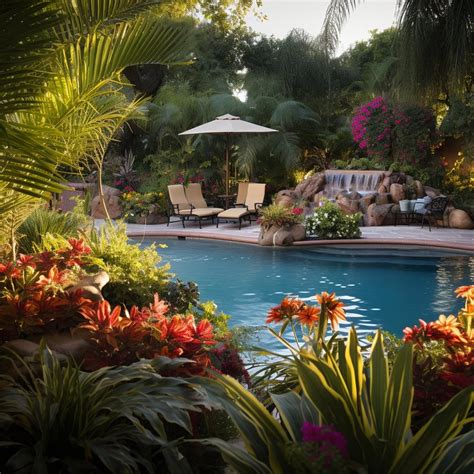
[179,114,277,199]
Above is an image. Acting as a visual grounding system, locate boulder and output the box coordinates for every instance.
[414,180,425,198]
[377,184,387,194]
[101,184,122,197]
[258,224,306,246]
[390,172,406,185]
[294,172,325,201]
[274,192,296,208]
[366,203,396,226]
[43,333,91,363]
[376,193,392,205]
[313,191,328,205]
[382,176,391,188]
[359,194,376,213]
[406,175,414,186]
[349,191,362,200]
[389,183,405,203]
[448,209,473,229]
[67,271,109,301]
[91,189,122,219]
[424,186,441,199]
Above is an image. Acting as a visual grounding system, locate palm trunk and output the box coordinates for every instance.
[97,164,111,222]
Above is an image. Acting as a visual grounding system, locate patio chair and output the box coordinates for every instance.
[167,184,193,228]
[235,182,249,206]
[184,183,224,228]
[216,183,266,229]
[417,196,449,231]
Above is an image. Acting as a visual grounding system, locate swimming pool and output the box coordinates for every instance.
[140,238,474,350]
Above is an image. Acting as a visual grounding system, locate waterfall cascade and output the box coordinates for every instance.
[324,170,385,198]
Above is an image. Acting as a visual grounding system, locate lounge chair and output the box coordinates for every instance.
[167,184,223,228]
[216,183,266,229]
[235,182,249,206]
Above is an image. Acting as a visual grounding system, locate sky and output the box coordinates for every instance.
[245,0,398,56]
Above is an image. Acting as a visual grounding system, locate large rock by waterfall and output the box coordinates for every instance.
[276,170,467,228]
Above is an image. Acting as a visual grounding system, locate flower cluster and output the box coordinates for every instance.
[211,342,251,385]
[0,240,94,341]
[285,423,350,473]
[77,294,217,373]
[121,191,166,219]
[351,97,437,165]
[305,201,361,239]
[266,291,346,332]
[402,285,473,426]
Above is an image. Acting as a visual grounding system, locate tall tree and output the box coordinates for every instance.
[319,0,473,98]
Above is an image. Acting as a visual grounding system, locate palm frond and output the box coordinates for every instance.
[319,0,365,56]
[0,0,60,114]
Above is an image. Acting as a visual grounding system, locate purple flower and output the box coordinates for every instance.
[301,422,349,458]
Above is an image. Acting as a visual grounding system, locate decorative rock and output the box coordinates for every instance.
[424,186,441,199]
[294,172,325,201]
[359,194,376,213]
[377,184,387,194]
[43,333,91,363]
[389,183,405,203]
[414,180,425,198]
[274,194,296,208]
[367,203,396,226]
[91,190,122,219]
[382,176,391,188]
[448,209,473,229]
[313,191,328,205]
[258,224,306,246]
[376,193,392,205]
[390,172,406,185]
[67,271,109,301]
[406,175,414,186]
[349,191,362,200]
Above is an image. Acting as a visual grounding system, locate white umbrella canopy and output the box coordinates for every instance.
[179,114,277,198]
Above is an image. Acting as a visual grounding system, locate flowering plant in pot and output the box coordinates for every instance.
[258,204,305,229]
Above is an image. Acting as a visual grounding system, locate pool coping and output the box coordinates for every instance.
[127,228,474,254]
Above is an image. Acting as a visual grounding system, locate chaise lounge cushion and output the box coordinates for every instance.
[182,207,223,217]
[217,207,249,219]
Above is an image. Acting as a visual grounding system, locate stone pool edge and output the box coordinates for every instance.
[126,229,474,254]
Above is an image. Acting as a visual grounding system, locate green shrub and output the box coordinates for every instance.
[85,223,170,307]
[259,204,304,228]
[17,208,89,254]
[305,201,361,239]
[333,157,384,170]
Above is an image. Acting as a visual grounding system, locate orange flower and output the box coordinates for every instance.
[455,285,474,300]
[433,314,463,334]
[297,305,320,326]
[316,291,346,331]
[266,297,303,324]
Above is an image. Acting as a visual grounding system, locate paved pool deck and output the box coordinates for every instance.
[119,220,474,253]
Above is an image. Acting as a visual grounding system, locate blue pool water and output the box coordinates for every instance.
[140,238,474,350]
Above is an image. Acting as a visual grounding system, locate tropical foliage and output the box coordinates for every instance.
[200,291,474,474]
[0,0,193,222]
[0,345,221,473]
[258,204,304,228]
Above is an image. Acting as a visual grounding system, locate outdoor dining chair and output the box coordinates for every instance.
[417,196,449,231]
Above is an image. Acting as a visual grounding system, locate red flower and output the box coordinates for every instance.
[266,297,304,324]
[297,305,320,327]
[68,238,91,255]
[193,319,216,345]
[16,254,36,270]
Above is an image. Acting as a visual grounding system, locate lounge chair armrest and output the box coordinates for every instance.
[255,202,264,210]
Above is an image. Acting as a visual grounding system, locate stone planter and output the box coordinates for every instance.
[258,223,306,246]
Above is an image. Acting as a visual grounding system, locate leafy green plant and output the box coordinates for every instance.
[0,345,220,473]
[83,223,170,307]
[202,328,473,474]
[305,200,361,239]
[258,204,304,228]
[17,208,90,255]
[121,191,167,221]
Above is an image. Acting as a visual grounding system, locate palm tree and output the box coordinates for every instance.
[319,0,473,98]
[0,0,193,219]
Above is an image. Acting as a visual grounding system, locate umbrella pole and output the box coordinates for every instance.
[225,134,230,200]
